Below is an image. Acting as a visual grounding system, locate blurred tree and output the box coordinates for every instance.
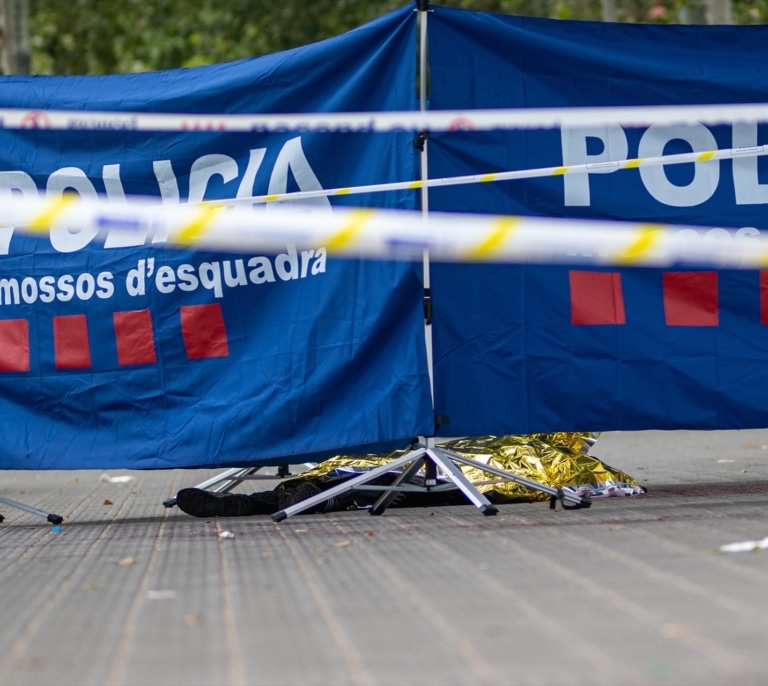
[15,0,763,75]
[27,0,406,74]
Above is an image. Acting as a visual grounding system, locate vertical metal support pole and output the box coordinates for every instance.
[0,0,17,75]
[0,0,29,74]
[13,0,30,74]
[416,1,436,456]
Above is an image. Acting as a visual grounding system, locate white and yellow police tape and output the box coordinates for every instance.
[4,192,768,268]
[216,144,768,205]
[4,103,768,133]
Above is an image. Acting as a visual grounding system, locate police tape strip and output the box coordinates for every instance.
[4,193,768,268]
[6,102,768,133]
[218,145,768,205]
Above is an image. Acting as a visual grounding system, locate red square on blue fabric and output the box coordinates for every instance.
[569,271,626,325]
[180,304,229,359]
[663,272,718,327]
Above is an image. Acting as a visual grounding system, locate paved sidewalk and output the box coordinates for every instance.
[1,430,768,686]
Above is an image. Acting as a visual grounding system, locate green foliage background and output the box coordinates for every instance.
[27,0,766,75]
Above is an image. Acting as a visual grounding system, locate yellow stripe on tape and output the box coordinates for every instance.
[551,167,568,176]
[479,174,497,183]
[465,217,519,260]
[615,224,665,264]
[176,204,224,245]
[325,209,375,252]
[697,150,716,162]
[26,193,78,233]
[623,158,642,169]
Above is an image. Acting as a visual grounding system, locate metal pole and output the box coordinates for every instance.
[416,0,434,419]
[705,0,731,23]
[1,0,17,74]
[13,0,30,74]
[0,0,29,74]
[601,0,617,23]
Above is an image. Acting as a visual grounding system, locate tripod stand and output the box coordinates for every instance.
[271,436,590,521]
[0,495,64,524]
[272,3,591,521]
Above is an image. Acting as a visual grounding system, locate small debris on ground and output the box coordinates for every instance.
[100,473,136,484]
[719,537,768,553]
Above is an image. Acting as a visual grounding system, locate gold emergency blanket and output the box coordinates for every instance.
[279,433,643,503]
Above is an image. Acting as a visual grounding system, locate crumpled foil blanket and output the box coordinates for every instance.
[279,433,644,503]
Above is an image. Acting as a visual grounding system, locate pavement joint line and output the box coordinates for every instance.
[565,525,768,625]
[0,527,52,584]
[0,488,141,677]
[392,512,631,683]
[426,502,768,529]
[470,517,747,674]
[104,508,171,686]
[271,517,375,686]
[678,536,768,585]
[0,476,123,596]
[214,518,247,686]
[328,515,505,686]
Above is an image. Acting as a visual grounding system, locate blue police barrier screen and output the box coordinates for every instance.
[428,6,768,434]
[0,7,434,470]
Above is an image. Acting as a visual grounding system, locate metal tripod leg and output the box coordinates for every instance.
[271,444,501,521]
[368,446,499,516]
[271,450,428,521]
[270,438,592,521]
[440,447,587,508]
[368,449,431,515]
[426,447,499,513]
[0,495,64,524]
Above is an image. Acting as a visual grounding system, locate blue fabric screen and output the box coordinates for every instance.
[0,7,434,470]
[428,6,768,434]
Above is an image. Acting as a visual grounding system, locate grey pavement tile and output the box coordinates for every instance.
[1,431,768,686]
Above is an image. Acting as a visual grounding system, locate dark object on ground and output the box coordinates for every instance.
[174,472,466,518]
[176,482,332,518]
[176,489,263,517]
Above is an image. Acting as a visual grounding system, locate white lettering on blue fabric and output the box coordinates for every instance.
[560,123,768,210]
[0,136,332,255]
